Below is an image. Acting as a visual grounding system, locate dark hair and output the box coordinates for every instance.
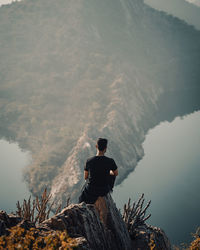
[97,138,108,151]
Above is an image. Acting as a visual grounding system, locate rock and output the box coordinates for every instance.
[0,195,171,249]
[39,194,171,249]
[104,194,133,249]
[131,224,171,250]
[0,211,9,236]
[74,237,90,250]
[39,194,132,250]
[17,219,35,230]
[0,211,21,236]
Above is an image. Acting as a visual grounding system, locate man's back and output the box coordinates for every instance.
[79,138,118,204]
[85,156,117,187]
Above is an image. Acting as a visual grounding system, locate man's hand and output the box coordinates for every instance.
[110,169,118,176]
[84,170,89,180]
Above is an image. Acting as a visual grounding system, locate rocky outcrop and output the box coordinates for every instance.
[0,211,21,236]
[40,194,133,250]
[0,194,171,249]
[131,224,171,250]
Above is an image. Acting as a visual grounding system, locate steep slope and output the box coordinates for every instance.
[0,0,200,206]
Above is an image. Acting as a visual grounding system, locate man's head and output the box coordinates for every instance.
[96,138,108,152]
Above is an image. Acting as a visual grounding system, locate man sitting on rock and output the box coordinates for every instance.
[79,138,118,205]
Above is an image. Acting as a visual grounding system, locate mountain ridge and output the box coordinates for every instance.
[0,0,200,205]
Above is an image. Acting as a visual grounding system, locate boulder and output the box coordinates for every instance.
[0,210,21,236]
[39,194,132,250]
[131,224,171,250]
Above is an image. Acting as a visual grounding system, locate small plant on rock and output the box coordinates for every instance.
[122,193,151,235]
[15,188,70,224]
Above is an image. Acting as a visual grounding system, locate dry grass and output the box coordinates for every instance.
[122,194,151,234]
[0,226,77,249]
[15,188,70,224]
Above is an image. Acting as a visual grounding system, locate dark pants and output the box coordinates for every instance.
[109,175,116,190]
[79,175,116,204]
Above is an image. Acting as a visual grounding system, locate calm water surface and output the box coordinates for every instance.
[113,111,200,245]
[0,140,31,213]
[0,111,199,245]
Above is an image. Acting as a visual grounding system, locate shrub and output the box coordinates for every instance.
[0,226,77,250]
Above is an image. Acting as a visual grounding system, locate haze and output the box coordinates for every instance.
[0,0,200,206]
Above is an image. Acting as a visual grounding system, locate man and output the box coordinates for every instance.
[79,138,118,204]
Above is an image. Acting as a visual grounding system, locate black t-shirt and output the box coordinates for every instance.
[84,156,118,187]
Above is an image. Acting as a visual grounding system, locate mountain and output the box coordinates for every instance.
[0,0,200,206]
[145,0,200,30]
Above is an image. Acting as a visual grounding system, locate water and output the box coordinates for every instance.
[113,111,200,245]
[0,140,31,213]
[0,112,199,245]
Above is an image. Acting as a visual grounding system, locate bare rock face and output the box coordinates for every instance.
[131,224,171,250]
[0,210,21,236]
[0,195,171,249]
[39,194,171,249]
[39,194,132,250]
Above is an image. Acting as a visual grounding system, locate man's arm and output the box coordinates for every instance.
[84,170,89,180]
[110,158,118,176]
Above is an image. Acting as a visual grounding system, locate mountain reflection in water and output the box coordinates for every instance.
[113,111,200,245]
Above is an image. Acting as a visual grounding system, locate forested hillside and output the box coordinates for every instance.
[0,0,200,206]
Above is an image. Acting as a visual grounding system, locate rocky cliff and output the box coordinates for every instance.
[0,194,171,249]
[0,0,200,206]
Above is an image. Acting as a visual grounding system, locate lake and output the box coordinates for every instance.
[0,140,31,213]
[0,111,199,246]
[113,111,200,245]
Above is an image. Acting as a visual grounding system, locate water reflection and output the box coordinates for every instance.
[113,111,200,245]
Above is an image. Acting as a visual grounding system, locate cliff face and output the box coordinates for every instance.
[0,194,171,249]
[0,0,200,205]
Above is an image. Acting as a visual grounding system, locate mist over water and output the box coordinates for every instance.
[0,140,31,213]
[113,111,200,245]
